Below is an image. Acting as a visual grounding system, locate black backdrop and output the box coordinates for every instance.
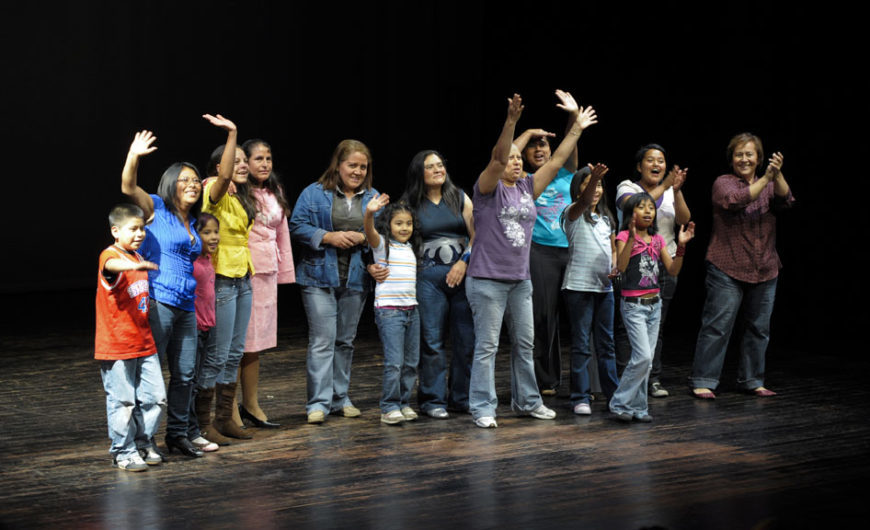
[2,1,859,353]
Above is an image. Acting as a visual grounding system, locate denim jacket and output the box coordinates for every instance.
[289,182,377,291]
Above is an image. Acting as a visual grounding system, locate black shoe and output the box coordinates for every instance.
[165,436,204,458]
[239,405,281,429]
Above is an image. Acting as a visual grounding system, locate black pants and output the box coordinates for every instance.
[530,243,569,390]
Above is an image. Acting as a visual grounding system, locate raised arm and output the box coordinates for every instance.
[615,214,636,273]
[555,89,581,172]
[121,130,158,221]
[533,100,597,199]
[477,94,524,195]
[671,166,691,224]
[363,193,389,249]
[513,128,555,153]
[203,114,238,204]
[748,152,785,201]
[565,163,609,221]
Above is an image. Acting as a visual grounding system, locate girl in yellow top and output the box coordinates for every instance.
[200,114,259,442]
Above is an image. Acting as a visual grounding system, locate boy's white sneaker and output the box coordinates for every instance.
[114,454,149,472]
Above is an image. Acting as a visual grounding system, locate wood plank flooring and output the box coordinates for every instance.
[0,292,867,529]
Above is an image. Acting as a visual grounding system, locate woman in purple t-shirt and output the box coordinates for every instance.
[465,92,597,428]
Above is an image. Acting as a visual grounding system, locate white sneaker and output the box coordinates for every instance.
[191,436,219,452]
[529,404,556,420]
[138,446,164,465]
[474,416,498,428]
[381,410,405,425]
[426,408,449,419]
[114,454,149,472]
[400,407,418,421]
[573,403,592,416]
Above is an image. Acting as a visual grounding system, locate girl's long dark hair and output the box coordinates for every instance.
[619,192,658,235]
[402,150,463,215]
[374,200,421,263]
[157,162,202,223]
[207,145,257,225]
[569,166,615,229]
[242,139,291,216]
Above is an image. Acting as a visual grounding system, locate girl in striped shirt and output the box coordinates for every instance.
[364,194,422,425]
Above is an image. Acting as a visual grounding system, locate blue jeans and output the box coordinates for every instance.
[466,277,542,420]
[211,275,253,385]
[610,297,660,417]
[101,354,166,458]
[301,285,368,414]
[375,307,420,413]
[563,289,619,405]
[149,299,198,439]
[416,262,474,412]
[691,262,778,390]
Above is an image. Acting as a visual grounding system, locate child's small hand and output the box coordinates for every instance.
[629,212,638,237]
[366,193,390,214]
[607,266,620,279]
[129,130,157,157]
[589,162,609,180]
[136,260,159,271]
[677,221,695,246]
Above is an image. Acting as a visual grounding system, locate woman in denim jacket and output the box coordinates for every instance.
[289,139,378,424]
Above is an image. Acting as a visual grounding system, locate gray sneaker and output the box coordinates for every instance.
[114,454,149,472]
[649,382,669,398]
[139,446,164,466]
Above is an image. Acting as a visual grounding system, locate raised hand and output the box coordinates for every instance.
[526,128,555,139]
[202,113,237,132]
[507,93,524,124]
[762,152,783,181]
[129,130,157,157]
[555,89,579,116]
[677,221,696,246]
[670,165,689,191]
[575,105,598,131]
[589,162,609,180]
[366,193,390,215]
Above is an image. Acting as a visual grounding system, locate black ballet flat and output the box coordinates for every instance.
[239,405,281,429]
[164,436,204,458]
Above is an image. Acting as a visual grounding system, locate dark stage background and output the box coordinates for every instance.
[2,1,858,353]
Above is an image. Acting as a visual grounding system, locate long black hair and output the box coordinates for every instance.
[207,144,258,224]
[374,199,421,262]
[402,150,464,216]
[619,192,658,235]
[242,139,291,216]
[156,162,202,223]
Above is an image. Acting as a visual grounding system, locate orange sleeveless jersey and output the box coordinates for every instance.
[94,246,157,360]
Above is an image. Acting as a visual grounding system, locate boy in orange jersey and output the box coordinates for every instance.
[96,204,166,471]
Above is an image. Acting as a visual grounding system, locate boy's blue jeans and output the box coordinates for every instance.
[101,354,166,459]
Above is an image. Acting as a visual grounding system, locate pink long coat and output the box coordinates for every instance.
[245,187,295,352]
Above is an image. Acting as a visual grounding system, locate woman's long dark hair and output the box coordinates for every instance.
[242,139,291,216]
[157,162,202,223]
[619,192,658,235]
[207,145,258,224]
[402,150,463,216]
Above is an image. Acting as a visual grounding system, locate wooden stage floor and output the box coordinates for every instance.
[1,304,867,529]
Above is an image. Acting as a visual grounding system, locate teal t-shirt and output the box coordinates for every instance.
[531,167,573,247]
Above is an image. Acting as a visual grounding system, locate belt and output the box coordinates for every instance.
[623,295,660,305]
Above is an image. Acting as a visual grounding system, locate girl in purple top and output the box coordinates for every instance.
[611,193,694,422]
[465,92,597,428]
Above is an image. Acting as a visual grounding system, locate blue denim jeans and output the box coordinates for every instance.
[466,277,542,420]
[375,307,420,413]
[416,261,474,412]
[149,299,198,438]
[563,289,619,405]
[610,297,660,417]
[691,262,778,391]
[301,285,368,414]
[101,354,167,458]
[211,275,253,385]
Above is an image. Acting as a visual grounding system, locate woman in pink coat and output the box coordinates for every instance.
[239,138,295,428]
